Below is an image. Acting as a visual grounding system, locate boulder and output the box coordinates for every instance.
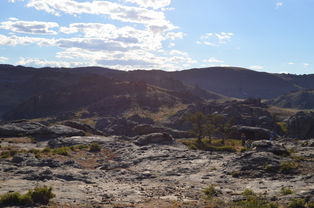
[134,133,175,146]
[48,136,116,148]
[229,125,274,140]
[63,120,103,135]
[287,111,314,139]
[37,125,85,139]
[0,121,85,139]
[95,117,137,136]
[251,140,289,156]
[225,151,282,178]
[0,120,46,137]
[132,124,192,138]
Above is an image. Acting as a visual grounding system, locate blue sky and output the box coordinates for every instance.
[0,0,313,74]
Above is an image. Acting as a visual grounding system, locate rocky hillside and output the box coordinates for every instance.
[268,89,314,109]
[3,75,205,120]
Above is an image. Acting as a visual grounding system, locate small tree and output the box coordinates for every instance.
[205,114,217,144]
[185,112,207,147]
[208,114,234,144]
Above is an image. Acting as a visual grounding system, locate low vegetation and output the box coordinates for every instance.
[0,144,99,159]
[0,186,55,206]
[89,143,101,152]
[281,187,294,195]
[203,185,219,200]
[179,138,239,152]
[280,161,299,174]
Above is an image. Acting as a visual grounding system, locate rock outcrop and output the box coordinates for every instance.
[229,125,274,140]
[287,111,314,139]
[134,133,175,146]
[0,120,85,139]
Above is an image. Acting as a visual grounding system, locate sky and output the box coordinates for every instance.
[0,0,313,74]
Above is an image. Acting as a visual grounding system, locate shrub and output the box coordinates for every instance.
[234,189,278,208]
[277,122,288,134]
[0,192,26,206]
[288,198,306,208]
[0,151,10,158]
[52,147,69,156]
[89,143,101,152]
[280,161,299,174]
[0,186,54,206]
[242,189,256,197]
[42,147,52,154]
[27,186,55,205]
[281,187,293,195]
[203,185,218,200]
[29,148,41,158]
[0,150,18,158]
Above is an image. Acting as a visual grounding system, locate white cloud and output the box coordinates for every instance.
[0,19,59,35]
[17,57,87,68]
[55,47,196,70]
[8,0,23,2]
[0,0,192,71]
[276,2,284,8]
[0,57,9,63]
[303,63,310,68]
[0,34,54,46]
[203,57,224,63]
[123,0,171,9]
[288,62,294,65]
[23,0,175,33]
[198,32,234,46]
[250,65,264,70]
[165,32,185,40]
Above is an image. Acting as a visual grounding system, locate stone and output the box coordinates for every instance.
[225,151,282,177]
[134,133,175,146]
[48,136,116,148]
[252,140,289,156]
[287,111,314,139]
[229,125,274,140]
[63,120,103,135]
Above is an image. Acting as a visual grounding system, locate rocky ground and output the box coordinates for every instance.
[0,132,313,207]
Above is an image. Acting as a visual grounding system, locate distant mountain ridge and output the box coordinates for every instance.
[2,64,314,119]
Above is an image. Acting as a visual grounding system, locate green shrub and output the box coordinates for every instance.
[27,186,55,205]
[203,185,218,200]
[89,143,101,152]
[280,161,299,174]
[29,148,41,158]
[0,151,10,158]
[281,187,293,195]
[0,192,25,206]
[242,189,256,197]
[0,186,54,206]
[42,147,52,154]
[52,147,69,156]
[277,122,288,134]
[288,198,306,208]
[76,144,88,150]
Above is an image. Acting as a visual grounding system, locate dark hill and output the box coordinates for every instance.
[3,64,314,120]
[3,75,204,120]
[167,67,298,99]
[267,89,314,109]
